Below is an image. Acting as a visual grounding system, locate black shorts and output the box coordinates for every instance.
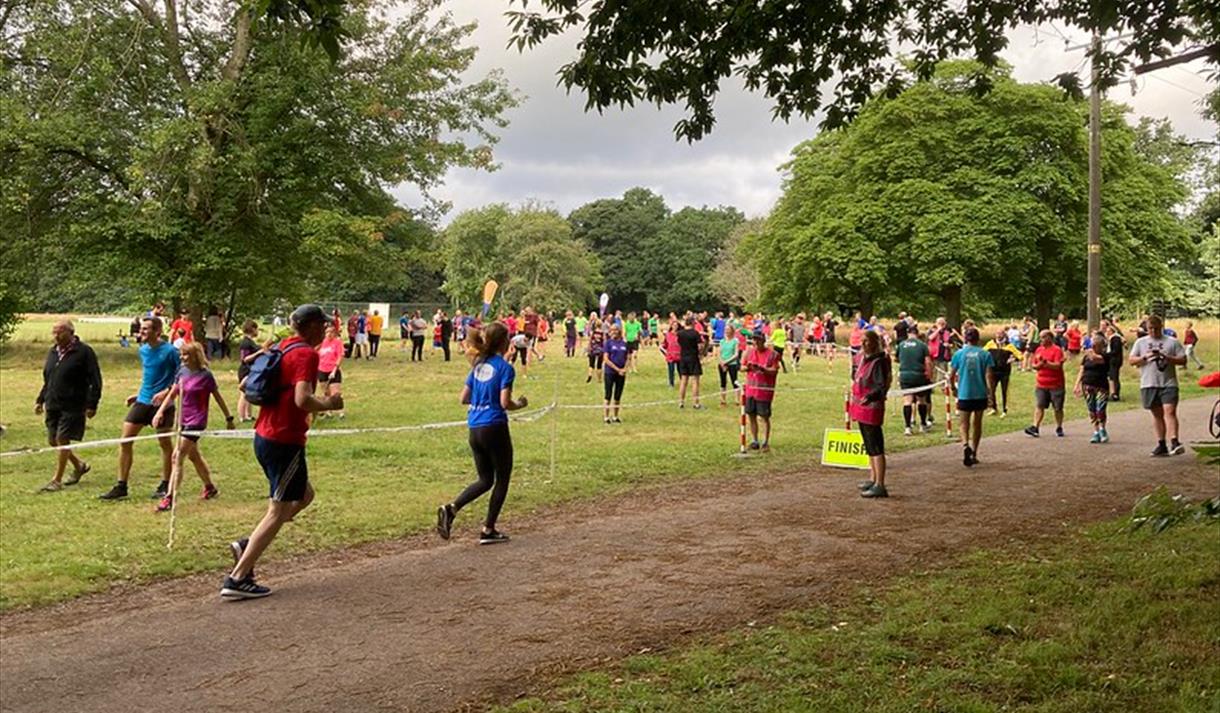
[744,397,772,418]
[318,367,342,384]
[957,398,988,413]
[254,435,309,502]
[125,401,174,428]
[1035,387,1065,412]
[45,409,86,443]
[858,422,885,456]
[604,372,626,401]
[181,423,206,443]
[626,340,639,353]
[899,376,931,398]
[588,353,603,369]
[678,358,702,377]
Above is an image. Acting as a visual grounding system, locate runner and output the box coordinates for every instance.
[563,310,577,358]
[788,314,806,370]
[367,309,383,359]
[852,330,892,498]
[718,323,742,407]
[585,313,605,384]
[949,327,994,467]
[677,317,704,409]
[769,317,789,373]
[169,310,194,343]
[894,325,933,435]
[661,320,680,388]
[353,310,369,360]
[982,329,1021,417]
[221,304,344,599]
[647,312,659,347]
[315,324,346,419]
[510,329,531,379]
[603,324,629,423]
[1024,330,1066,438]
[34,320,101,493]
[624,312,642,373]
[236,320,262,422]
[575,312,588,352]
[99,316,179,501]
[152,342,234,511]
[742,330,781,451]
[1128,315,1188,456]
[711,312,726,350]
[347,310,360,357]
[399,309,410,352]
[436,322,527,546]
[1065,321,1083,356]
[1074,332,1111,443]
[1183,320,1207,370]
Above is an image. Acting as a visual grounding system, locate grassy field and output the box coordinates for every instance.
[499,518,1220,712]
[1,316,1216,610]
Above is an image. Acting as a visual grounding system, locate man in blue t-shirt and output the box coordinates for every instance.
[99,316,180,500]
[949,327,995,468]
[712,313,726,346]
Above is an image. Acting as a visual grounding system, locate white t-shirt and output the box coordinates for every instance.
[204,315,222,340]
[1129,335,1185,389]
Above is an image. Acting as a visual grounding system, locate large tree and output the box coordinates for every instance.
[644,205,744,312]
[567,187,669,312]
[506,0,1217,141]
[0,0,515,336]
[753,62,1193,326]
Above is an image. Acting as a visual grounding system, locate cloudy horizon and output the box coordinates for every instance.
[392,3,1217,222]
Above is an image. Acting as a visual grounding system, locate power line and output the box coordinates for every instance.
[1145,72,1207,98]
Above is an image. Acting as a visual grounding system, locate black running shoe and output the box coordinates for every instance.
[436,504,455,540]
[1169,441,1186,456]
[151,480,169,500]
[229,537,253,579]
[1023,426,1039,438]
[861,484,889,498]
[478,529,509,545]
[98,483,128,500]
[857,480,875,491]
[1150,443,1170,457]
[963,446,974,467]
[220,575,271,600]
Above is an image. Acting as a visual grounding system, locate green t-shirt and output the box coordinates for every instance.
[719,337,740,363]
[648,317,659,334]
[624,319,642,342]
[575,316,588,333]
[896,338,930,379]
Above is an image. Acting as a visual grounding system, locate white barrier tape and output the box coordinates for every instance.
[0,404,556,459]
[557,380,946,411]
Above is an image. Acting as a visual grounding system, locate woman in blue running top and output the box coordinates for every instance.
[436,323,528,545]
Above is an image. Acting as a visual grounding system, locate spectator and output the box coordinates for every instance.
[1129,315,1188,456]
[34,320,102,492]
[1024,330,1067,438]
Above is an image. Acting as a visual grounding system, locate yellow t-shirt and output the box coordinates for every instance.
[369,314,383,336]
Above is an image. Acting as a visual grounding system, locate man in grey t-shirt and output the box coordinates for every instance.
[1128,314,1188,456]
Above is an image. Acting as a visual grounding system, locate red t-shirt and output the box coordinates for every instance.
[1033,344,1065,389]
[743,346,781,402]
[170,318,194,342]
[1065,327,1082,351]
[255,336,319,446]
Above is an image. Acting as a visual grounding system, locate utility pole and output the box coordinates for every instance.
[1086,33,1102,332]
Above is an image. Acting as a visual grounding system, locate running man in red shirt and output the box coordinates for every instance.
[221,304,344,600]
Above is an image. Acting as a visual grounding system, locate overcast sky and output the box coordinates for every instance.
[392,2,1217,222]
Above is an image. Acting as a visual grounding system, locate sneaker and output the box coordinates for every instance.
[478,529,510,545]
[604,417,612,425]
[861,484,889,498]
[1055,426,1064,438]
[1089,431,1101,444]
[1099,428,1109,443]
[220,575,271,600]
[1169,442,1186,456]
[612,417,622,424]
[963,446,974,467]
[151,481,169,500]
[857,480,875,491]
[988,408,997,416]
[201,484,219,500]
[921,423,931,434]
[693,403,703,410]
[748,440,761,451]
[99,483,128,500]
[229,537,249,565]
[1150,443,1169,457]
[1000,410,1007,418]
[903,427,913,436]
[760,442,770,452]
[64,462,90,485]
[155,494,173,512]
[1023,426,1039,438]
[436,504,454,540]
[38,480,63,493]
[585,375,592,384]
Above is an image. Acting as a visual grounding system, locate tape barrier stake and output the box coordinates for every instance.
[738,390,747,454]
[944,382,954,439]
[843,388,851,431]
[167,392,184,550]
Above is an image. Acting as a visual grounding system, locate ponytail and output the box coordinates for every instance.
[465,322,509,364]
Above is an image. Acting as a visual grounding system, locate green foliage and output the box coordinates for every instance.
[755,62,1194,323]
[1128,487,1220,533]
[505,0,1215,141]
[441,204,601,313]
[568,188,670,311]
[1,0,515,318]
[709,219,763,311]
[0,279,24,343]
[644,205,744,312]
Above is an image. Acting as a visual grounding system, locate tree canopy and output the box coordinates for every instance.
[751,62,1195,326]
[506,0,1218,141]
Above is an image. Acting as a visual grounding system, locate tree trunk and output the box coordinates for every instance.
[941,285,962,330]
[222,286,239,358]
[858,292,875,321]
[1034,285,1054,330]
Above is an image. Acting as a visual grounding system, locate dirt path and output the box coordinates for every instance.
[2,399,1217,713]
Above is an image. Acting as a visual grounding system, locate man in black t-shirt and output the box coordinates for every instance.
[676,317,704,409]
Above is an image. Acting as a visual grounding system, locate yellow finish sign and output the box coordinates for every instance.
[820,428,870,470]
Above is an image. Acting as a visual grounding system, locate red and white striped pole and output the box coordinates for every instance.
[843,387,851,430]
[739,393,748,453]
[944,382,953,438]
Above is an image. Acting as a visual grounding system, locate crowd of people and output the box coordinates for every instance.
[26,300,1213,598]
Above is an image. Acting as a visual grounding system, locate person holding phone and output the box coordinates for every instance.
[1129,315,1188,456]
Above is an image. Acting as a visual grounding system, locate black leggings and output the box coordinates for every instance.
[988,370,1011,411]
[1108,361,1121,398]
[453,423,513,529]
[719,363,740,394]
[411,335,425,361]
[604,372,625,401]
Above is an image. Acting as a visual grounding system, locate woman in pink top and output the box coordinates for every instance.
[661,320,681,388]
[316,324,346,419]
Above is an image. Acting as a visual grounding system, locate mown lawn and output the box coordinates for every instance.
[1,316,1216,610]
[501,518,1220,712]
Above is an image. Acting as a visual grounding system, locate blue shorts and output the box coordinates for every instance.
[253,435,309,502]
